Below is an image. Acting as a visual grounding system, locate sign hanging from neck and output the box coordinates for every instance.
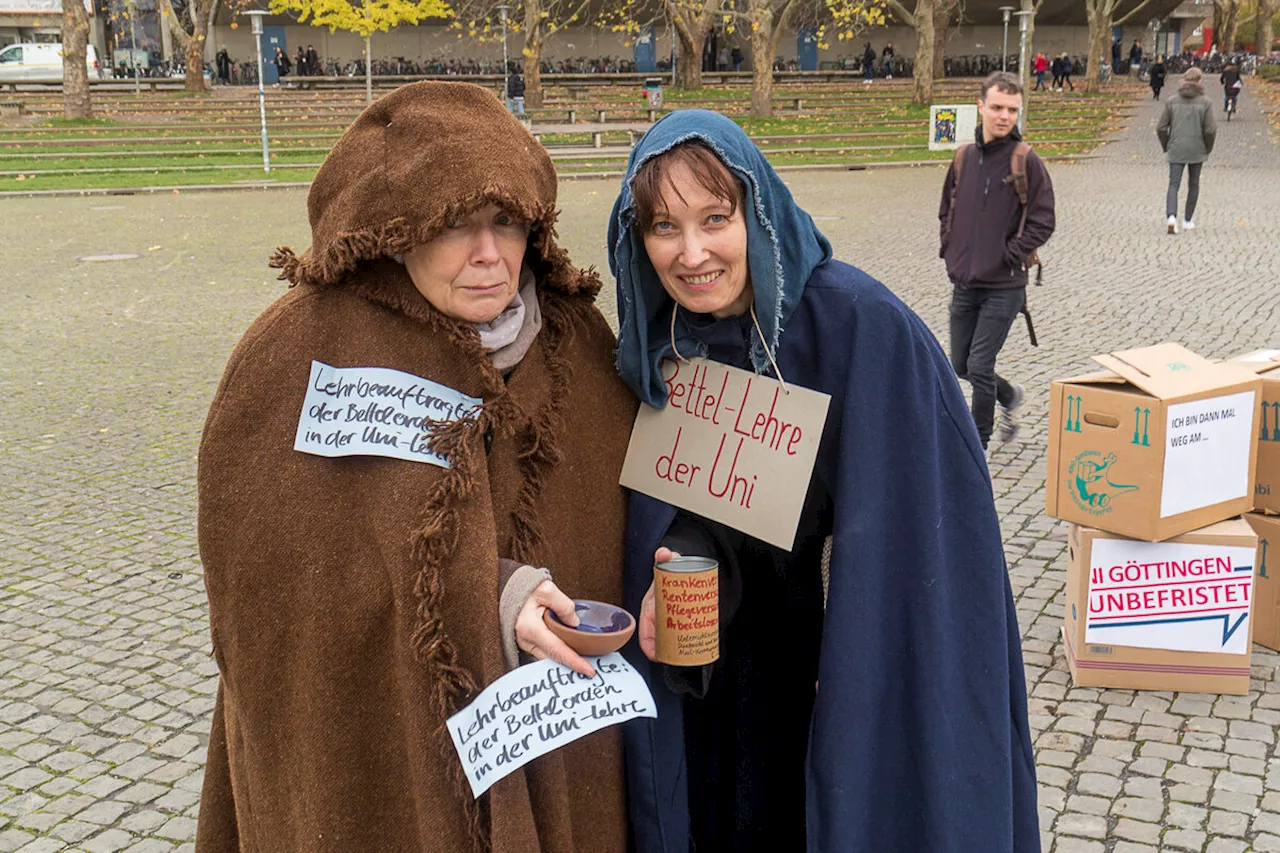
[620,357,831,550]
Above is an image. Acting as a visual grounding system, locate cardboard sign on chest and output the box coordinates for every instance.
[621,357,830,551]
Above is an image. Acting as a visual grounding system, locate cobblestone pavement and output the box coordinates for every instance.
[1,83,1278,852]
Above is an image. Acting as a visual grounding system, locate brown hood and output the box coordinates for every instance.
[270,81,597,299]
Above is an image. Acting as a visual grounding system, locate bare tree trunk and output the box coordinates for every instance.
[207,0,219,63]
[912,0,936,105]
[61,0,92,119]
[1084,2,1109,93]
[522,0,544,109]
[932,0,956,83]
[365,33,372,104]
[667,1,722,91]
[184,32,206,90]
[1260,0,1275,56]
[159,0,211,92]
[675,28,705,88]
[1211,0,1239,50]
[749,16,773,117]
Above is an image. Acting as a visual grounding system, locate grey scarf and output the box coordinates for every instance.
[476,268,542,373]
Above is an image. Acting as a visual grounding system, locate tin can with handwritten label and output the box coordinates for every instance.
[654,556,720,666]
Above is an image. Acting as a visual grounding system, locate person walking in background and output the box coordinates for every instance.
[1150,54,1167,99]
[717,45,730,72]
[294,45,306,77]
[215,46,231,85]
[1033,52,1048,91]
[862,42,876,82]
[1050,53,1063,90]
[1059,53,1075,91]
[506,68,525,114]
[306,45,320,77]
[882,42,895,78]
[1129,39,1143,72]
[1220,61,1242,114]
[273,46,291,86]
[939,72,1056,454]
[1158,66,1216,234]
[731,45,743,71]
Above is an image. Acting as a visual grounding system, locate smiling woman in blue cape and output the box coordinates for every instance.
[608,110,1039,852]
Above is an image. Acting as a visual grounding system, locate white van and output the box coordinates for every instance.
[0,43,103,83]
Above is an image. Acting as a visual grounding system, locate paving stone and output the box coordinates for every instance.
[1205,839,1249,853]
[81,829,137,853]
[1052,840,1104,853]
[77,800,130,825]
[1055,812,1107,839]
[1111,818,1160,844]
[1208,808,1250,836]
[1110,797,1163,822]
[1076,773,1121,798]
[1065,795,1111,816]
[1162,829,1207,851]
[1210,790,1258,814]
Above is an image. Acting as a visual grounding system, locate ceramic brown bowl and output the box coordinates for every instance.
[543,600,636,657]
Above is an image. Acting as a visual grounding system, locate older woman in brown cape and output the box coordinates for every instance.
[195,82,634,852]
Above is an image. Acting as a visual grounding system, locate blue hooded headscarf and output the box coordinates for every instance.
[608,110,832,407]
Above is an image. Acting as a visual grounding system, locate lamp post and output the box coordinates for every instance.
[1015,7,1035,130]
[495,4,510,107]
[999,7,1014,71]
[244,10,270,173]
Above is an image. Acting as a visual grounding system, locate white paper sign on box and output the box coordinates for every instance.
[1160,390,1256,518]
[294,361,480,467]
[447,653,656,798]
[1085,538,1256,655]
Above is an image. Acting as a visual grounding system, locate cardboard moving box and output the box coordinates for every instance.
[1064,519,1259,694]
[1228,350,1280,514]
[1047,344,1261,542]
[1245,512,1280,652]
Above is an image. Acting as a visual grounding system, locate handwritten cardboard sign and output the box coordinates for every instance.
[294,361,480,467]
[619,357,831,551]
[1085,538,1256,655]
[1161,391,1255,518]
[447,653,656,798]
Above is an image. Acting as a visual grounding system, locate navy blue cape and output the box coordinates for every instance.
[619,260,1040,852]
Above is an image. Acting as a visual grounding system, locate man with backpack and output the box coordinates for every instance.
[939,72,1056,454]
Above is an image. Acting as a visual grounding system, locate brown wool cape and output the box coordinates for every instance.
[195,82,636,853]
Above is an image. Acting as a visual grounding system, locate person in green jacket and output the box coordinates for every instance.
[1157,67,1216,234]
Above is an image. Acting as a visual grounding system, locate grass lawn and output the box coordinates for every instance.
[0,91,1125,193]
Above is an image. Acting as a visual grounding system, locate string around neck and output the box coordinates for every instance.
[669,302,690,363]
[750,303,790,395]
[670,300,790,395]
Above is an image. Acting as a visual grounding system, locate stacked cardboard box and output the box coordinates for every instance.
[1046,344,1263,694]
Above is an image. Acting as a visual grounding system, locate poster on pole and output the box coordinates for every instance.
[928,104,978,151]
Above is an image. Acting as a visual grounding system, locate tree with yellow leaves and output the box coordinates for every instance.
[269,0,452,103]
